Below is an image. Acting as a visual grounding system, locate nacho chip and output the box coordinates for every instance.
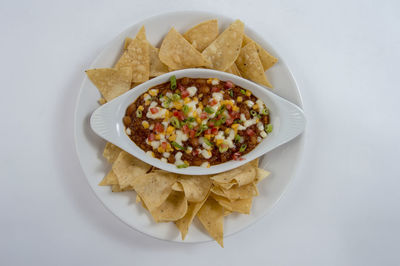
[111,184,133,192]
[133,170,177,211]
[136,195,148,210]
[256,168,270,183]
[220,183,258,200]
[242,35,278,70]
[202,20,244,71]
[159,28,211,70]
[112,151,152,189]
[183,19,219,52]
[115,26,149,83]
[171,182,184,192]
[98,98,107,105]
[197,196,224,247]
[236,42,272,88]
[224,209,233,216]
[151,191,188,222]
[225,63,241,77]
[212,194,253,214]
[149,45,169,77]
[124,37,133,50]
[85,67,132,101]
[99,170,119,186]
[175,192,209,240]
[178,175,212,202]
[103,142,122,163]
[211,161,257,187]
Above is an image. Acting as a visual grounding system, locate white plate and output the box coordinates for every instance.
[90,69,305,175]
[74,11,305,243]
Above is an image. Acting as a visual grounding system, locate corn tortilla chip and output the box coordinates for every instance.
[256,168,270,183]
[111,184,133,192]
[151,191,188,223]
[99,170,119,186]
[197,196,224,247]
[159,28,211,70]
[210,161,257,187]
[136,195,148,210]
[85,67,132,101]
[236,42,272,88]
[175,192,209,240]
[124,37,133,50]
[171,182,184,192]
[242,35,278,70]
[220,183,258,200]
[98,98,107,105]
[178,175,212,202]
[212,194,253,214]
[202,20,244,71]
[225,63,241,77]
[133,171,177,211]
[112,151,152,189]
[183,19,219,52]
[103,142,122,163]
[115,26,149,83]
[149,45,169,77]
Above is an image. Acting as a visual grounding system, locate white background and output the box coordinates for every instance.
[1,0,399,265]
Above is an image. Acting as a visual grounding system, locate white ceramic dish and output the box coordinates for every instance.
[74,11,306,243]
[90,69,305,175]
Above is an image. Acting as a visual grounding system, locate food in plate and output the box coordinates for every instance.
[123,76,272,168]
[86,19,278,247]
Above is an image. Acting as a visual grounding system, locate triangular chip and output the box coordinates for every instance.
[202,20,244,71]
[159,28,211,70]
[149,45,169,77]
[183,19,219,52]
[112,151,152,189]
[123,37,133,50]
[197,196,224,247]
[242,35,278,70]
[85,67,132,101]
[210,161,257,187]
[136,195,148,210]
[219,182,258,200]
[132,170,177,211]
[175,192,210,240]
[256,168,270,183]
[236,42,272,87]
[115,26,149,83]
[99,170,119,186]
[102,142,122,163]
[151,191,188,223]
[111,184,133,192]
[171,182,184,192]
[211,194,253,214]
[225,63,242,77]
[177,175,212,202]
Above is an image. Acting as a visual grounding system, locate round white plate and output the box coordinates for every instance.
[74,11,305,243]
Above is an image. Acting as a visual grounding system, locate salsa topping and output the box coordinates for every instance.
[123,76,272,168]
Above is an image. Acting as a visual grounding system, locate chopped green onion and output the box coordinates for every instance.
[195,124,208,137]
[234,119,243,124]
[183,105,189,115]
[186,117,195,122]
[234,134,242,142]
[158,93,163,99]
[250,110,258,117]
[204,138,213,147]
[171,141,185,150]
[261,108,269,115]
[170,75,177,90]
[265,124,273,133]
[240,89,246,95]
[204,106,214,114]
[136,109,142,118]
[215,116,226,126]
[219,145,229,153]
[186,123,193,129]
[172,93,180,102]
[177,163,189,168]
[228,90,234,97]
[239,144,247,152]
[215,105,226,116]
[170,117,181,128]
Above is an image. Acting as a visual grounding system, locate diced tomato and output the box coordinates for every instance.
[192,149,199,156]
[155,123,164,133]
[230,111,240,119]
[208,121,214,127]
[226,104,232,111]
[233,152,241,160]
[205,129,212,135]
[178,84,185,91]
[226,117,234,126]
[189,129,196,138]
[150,107,158,114]
[210,99,218,106]
[193,126,199,131]
[246,129,255,136]
[173,110,185,120]
[211,127,218,135]
[161,142,167,149]
[148,133,155,141]
[182,124,190,134]
[211,87,220,92]
[181,90,190,98]
[224,81,234,89]
[200,112,208,119]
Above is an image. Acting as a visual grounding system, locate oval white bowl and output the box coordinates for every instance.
[90,68,305,175]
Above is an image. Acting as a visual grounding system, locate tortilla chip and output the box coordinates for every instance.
[136,195,148,210]
[115,26,149,83]
[124,37,133,50]
[149,44,169,77]
[236,42,272,88]
[103,142,122,163]
[159,28,211,70]
[225,63,241,77]
[175,192,209,240]
[183,19,219,52]
[171,182,184,192]
[211,161,257,187]
[133,170,177,211]
[212,194,253,214]
[99,170,119,186]
[224,209,232,216]
[202,20,244,71]
[151,191,188,222]
[98,98,107,105]
[256,168,270,183]
[219,183,258,200]
[177,175,212,202]
[85,67,132,101]
[197,196,224,247]
[242,35,278,70]
[112,151,152,189]
[111,184,133,192]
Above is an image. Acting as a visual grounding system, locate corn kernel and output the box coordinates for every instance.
[193,111,198,118]
[206,163,210,168]
[149,89,159,97]
[157,146,164,153]
[196,117,202,124]
[185,149,191,154]
[225,128,230,135]
[216,139,224,146]
[204,134,212,140]
[184,97,191,104]
[231,124,239,129]
[150,151,155,157]
[184,160,190,165]
[145,100,151,106]
[138,105,144,111]
[155,134,161,140]
[198,102,203,109]
[168,134,176,141]
[166,126,174,134]
[237,96,243,103]
[193,97,198,102]
[207,78,213,84]
[232,105,240,112]
[174,102,183,110]
[198,93,203,98]
[245,90,252,97]
[142,121,149,129]
[252,104,259,110]
[143,93,149,98]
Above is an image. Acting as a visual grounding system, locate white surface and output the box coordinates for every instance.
[0,0,399,265]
